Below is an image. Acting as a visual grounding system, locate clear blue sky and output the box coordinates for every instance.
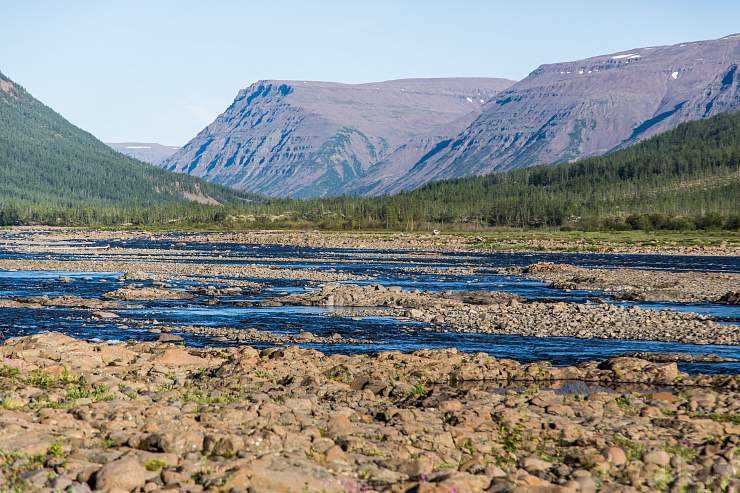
[1,0,737,145]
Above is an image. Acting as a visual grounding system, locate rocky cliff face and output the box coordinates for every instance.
[107,143,180,165]
[161,78,514,197]
[388,34,740,191]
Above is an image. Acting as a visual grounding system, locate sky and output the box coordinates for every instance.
[1,1,738,145]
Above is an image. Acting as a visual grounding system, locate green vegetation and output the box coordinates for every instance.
[0,444,67,492]
[688,412,740,425]
[408,382,428,398]
[465,228,738,252]
[0,365,20,378]
[269,110,738,231]
[0,71,257,224]
[0,367,114,410]
[661,443,698,461]
[145,458,168,471]
[1,67,737,234]
[613,434,645,461]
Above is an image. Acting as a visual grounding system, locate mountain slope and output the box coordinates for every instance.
[0,71,253,209]
[387,34,740,192]
[339,111,480,196]
[107,142,180,165]
[279,110,739,229]
[162,78,514,198]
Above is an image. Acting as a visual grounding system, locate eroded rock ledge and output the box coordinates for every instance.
[0,332,738,492]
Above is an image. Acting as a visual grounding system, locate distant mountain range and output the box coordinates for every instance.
[162,34,739,197]
[0,71,254,211]
[161,78,514,197]
[106,142,180,166]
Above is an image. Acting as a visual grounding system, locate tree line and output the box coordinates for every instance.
[1,105,738,231]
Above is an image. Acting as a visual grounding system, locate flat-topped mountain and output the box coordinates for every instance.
[161,78,514,197]
[163,35,739,198]
[388,34,740,191]
[107,142,180,165]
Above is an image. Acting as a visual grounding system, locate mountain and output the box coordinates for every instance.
[0,70,253,211]
[161,78,514,197]
[107,142,180,165]
[266,110,740,230]
[388,34,740,191]
[338,111,479,196]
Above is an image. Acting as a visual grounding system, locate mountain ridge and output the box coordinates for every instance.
[386,33,739,192]
[162,34,739,198]
[161,77,514,197]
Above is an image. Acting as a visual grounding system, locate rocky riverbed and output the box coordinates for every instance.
[0,332,738,492]
[0,229,739,491]
[515,262,740,304]
[273,284,739,345]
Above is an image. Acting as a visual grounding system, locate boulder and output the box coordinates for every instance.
[93,456,157,491]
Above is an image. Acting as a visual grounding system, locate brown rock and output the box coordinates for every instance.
[150,348,210,367]
[325,445,348,464]
[93,456,158,491]
[522,456,552,472]
[644,449,671,466]
[605,446,627,466]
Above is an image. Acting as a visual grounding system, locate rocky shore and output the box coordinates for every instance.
[3,227,738,256]
[0,332,738,492]
[274,284,739,345]
[516,263,740,304]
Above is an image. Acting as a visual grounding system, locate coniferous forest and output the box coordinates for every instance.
[0,70,257,224]
[0,70,738,233]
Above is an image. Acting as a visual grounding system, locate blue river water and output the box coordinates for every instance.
[0,235,738,374]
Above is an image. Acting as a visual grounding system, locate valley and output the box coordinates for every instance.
[106,143,181,166]
[0,13,738,492]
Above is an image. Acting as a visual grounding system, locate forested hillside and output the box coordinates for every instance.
[0,71,256,224]
[252,110,740,230]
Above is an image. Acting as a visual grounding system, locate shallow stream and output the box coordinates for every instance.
[1,233,738,374]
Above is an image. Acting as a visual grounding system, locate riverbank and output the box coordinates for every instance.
[0,332,738,492]
[3,227,738,256]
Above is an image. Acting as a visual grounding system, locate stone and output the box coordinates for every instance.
[522,456,551,472]
[655,362,679,381]
[104,286,193,301]
[150,347,211,367]
[605,446,627,466]
[644,449,671,467]
[92,310,119,319]
[93,456,158,491]
[325,445,348,464]
[327,414,353,437]
[156,333,184,343]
